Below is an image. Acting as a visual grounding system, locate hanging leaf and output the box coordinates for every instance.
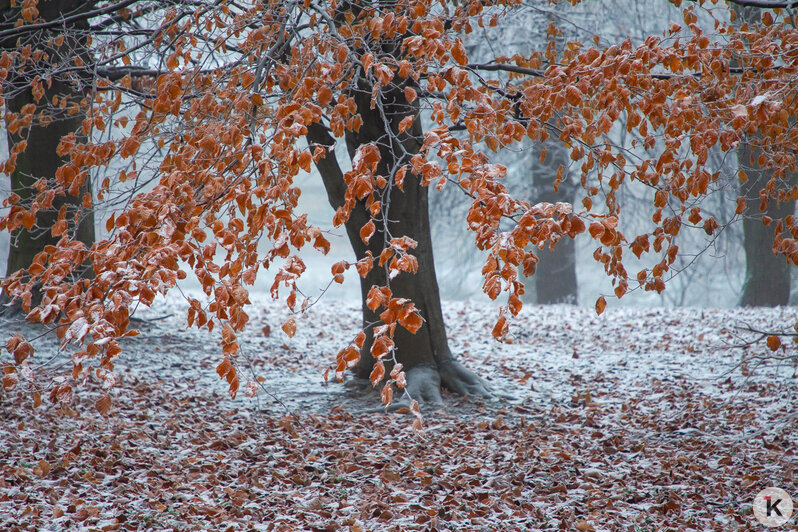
[766,335,781,351]
[281,318,297,338]
[370,361,385,387]
[360,220,375,244]
[95,394,112,416]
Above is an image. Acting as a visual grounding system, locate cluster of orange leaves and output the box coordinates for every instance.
[1,0,797,410]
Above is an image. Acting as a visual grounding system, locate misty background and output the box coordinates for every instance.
[1,0,793,309]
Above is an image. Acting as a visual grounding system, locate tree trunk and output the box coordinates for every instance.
[307,78,489,405]
[521,136,579,304]
[731,5,796,307]
[1,0,96,313]
[738,142,795,306]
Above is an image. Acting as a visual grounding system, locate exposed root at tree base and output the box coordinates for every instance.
[351,361,493,413]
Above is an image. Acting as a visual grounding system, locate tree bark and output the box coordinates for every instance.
[520,137,579,304]
[1,0,96,312]
[738,142,796,306]
[307,78,489,405]
[732,4,796,307]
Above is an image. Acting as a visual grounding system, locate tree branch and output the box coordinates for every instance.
[0,0,142,41]
[725,0,798,7]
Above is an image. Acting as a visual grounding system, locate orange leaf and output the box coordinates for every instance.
[390,362,404,379]
[360,220,375,244]
[13,341,33,364]
[6,334,23,353]
[228,374,239,399]
[394,166,407,190]
[317,85,333,107]
[508,293,522,316]
[342,346,360,367]
[331,260,348,275]
[451,38,468,66]
[366,286,383,311]
[244,380,258,397]
[370,360,385,386]
[491,314,507,340]
[735,197,746,215]
[281,317,296,338]
[51,219,67,237]
[398,115,414,133]
[95,394,112,416]
[371,336,393,359]
[381,382,393,404]
[355,331,366,348]
[766,335,781,351]
[595,296,607,315]
[569,216,586,235]
[401,311,423,334]
[361,52,373,73]
[588,221,604,239]
[298,151,312,172]
[356,254,373,278]
[216,356,232,378]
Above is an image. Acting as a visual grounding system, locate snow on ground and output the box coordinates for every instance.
[1,293,796,530]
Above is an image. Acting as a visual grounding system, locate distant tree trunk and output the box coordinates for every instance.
[1,0,96,313]
[738,142,795,307]
[733,4,795,307]
[307,76,489,405]
[521,137,579,304]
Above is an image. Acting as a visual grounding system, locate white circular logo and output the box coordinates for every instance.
[753,487,793,527]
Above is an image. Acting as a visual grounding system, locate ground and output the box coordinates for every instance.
[0,294,796,531]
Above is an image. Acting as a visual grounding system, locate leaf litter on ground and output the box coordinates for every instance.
[0,292,796,531]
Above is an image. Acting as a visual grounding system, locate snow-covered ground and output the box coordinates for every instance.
[1,294,796,530]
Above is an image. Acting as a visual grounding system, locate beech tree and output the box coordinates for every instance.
[2,0,797,411]
[733,3,797,306]
[1,0,96,313]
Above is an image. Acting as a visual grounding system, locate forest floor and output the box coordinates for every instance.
[0,294,796,531]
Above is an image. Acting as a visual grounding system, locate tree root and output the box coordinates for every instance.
[403,360,491,407]
[350,360,493,411]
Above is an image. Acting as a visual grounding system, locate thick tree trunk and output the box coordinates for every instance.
[307,80,489,404]
[738,142,795,307]
[1,0,95,312]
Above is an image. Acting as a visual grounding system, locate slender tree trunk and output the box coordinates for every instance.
[521,138,578,304]
[307,77,489,404]
[1,0,95,312]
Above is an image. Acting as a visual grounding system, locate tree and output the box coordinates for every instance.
[0,0,96,313]
[508,6,580,305]
[522,129,579,305]
[733,4,797,307]
[2,0,797,411]
[738,141,797,306]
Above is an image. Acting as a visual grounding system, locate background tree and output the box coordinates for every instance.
[1,0,797,411]
[1,0,96,312]
[733,4,797,307]
[524,133,579,304]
